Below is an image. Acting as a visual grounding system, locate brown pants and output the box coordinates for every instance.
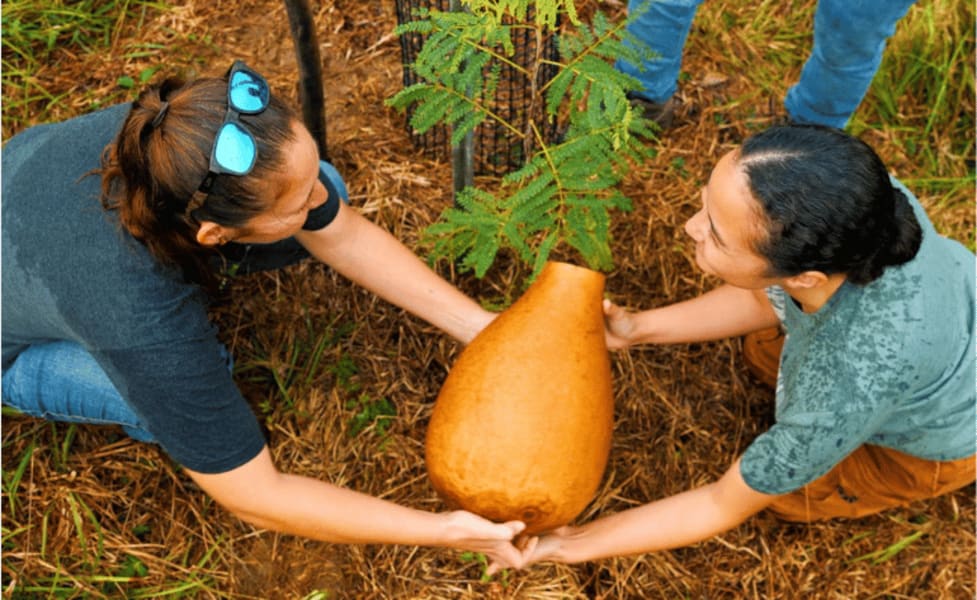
[768,444,976,522]
[742,326,784,389]
[743,327,976,522]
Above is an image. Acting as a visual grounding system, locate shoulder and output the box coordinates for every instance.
[3,103,132,199]
[4,103,132,155]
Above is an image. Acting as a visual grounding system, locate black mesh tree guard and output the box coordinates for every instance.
[395,1,561,176]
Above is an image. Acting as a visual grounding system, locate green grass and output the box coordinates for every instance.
[853,0,975,209]
[1,0,172,135]
[346,393,397,438]
[236,314,359,419]
[898,1,974,245]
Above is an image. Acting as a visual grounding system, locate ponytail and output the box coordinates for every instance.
[99,72,296,291]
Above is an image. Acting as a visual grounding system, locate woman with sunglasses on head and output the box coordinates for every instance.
[2,61,529,566]
[503,125,975,570]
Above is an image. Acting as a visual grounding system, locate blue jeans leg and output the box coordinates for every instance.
[2,341,155,442]
[616,0,704,103]
[784,0,918,128]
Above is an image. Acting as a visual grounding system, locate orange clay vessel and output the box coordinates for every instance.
[425,261,614,534]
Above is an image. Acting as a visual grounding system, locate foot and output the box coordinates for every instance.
[626,93,678,130]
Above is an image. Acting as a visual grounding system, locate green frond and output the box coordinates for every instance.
[564,203,614,270]
[589,9,614,37]
[509,192,559,230]
[544,68,574,115]
[483,62,501,101]
[531,231,560,275]
[392,18,434,37]
[450,108,489,145]
[453,49,492,93]
[501,218,535,263]
[385,82,432,112]
[408,89,459,134]
[502,157,542,184]
[503,167,555,207]
[463,236,502,278]
[560,0,580,27]
[605,189,634,213]
[495,23,516,57]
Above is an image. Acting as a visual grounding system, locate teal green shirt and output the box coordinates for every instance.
[741,179,976,495]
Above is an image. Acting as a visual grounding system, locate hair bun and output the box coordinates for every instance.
[885,186,922,264]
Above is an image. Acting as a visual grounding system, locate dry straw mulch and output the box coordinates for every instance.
[2,1,974,598]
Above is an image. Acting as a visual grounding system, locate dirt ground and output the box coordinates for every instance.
[2,0,974,598]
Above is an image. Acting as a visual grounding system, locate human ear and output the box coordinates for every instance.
[783,270,829,289]
[195,221,234,247]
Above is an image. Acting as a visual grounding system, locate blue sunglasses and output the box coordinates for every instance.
[197,60,271,196]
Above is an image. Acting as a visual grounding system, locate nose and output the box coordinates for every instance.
[684,207,707,242]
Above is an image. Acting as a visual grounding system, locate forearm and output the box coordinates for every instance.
[190,449,458,546]
[626,285,779,345]
[187,448,525,565]
[297,206,492,343]
[234,470,449,546]
[557,486,741,562]
[549,461,775,563]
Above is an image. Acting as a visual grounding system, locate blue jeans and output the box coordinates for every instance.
[617,0,918,128]
[2,341,155,441]
[2,341,230,443]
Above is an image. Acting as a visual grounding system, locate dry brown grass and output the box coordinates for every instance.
[3,0,974,598]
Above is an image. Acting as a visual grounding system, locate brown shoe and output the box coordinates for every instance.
[742,327,785,388]
[627,93,677,130]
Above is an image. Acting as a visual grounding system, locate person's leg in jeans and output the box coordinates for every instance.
[784,0,918,128]
[3,341,155,441]
[616,0,704,104]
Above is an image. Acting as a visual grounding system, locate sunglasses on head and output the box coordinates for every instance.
[196,60,271,196]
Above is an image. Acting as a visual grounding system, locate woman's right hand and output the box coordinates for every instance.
[438,510,529,568]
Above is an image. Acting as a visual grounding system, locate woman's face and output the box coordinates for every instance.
[229,120,328,244]
[683,150,778,289]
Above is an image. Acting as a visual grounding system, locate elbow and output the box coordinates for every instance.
[185,447,293,533]
[211,475,289,532]
[227,506,280,531]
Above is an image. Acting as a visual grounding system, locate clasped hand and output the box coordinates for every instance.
[485,526,575,574]
[443,511,574,573]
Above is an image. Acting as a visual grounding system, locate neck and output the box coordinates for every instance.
[784,273,847,314]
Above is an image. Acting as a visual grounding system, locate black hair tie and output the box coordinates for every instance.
[151,101,170,128]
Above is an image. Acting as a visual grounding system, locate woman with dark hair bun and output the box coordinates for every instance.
[511,125,975,568]
[2,61,529,566]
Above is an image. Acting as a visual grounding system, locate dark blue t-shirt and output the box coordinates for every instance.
[2,104,338,473]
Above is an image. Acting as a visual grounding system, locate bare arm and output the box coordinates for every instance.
[295,201,493,344]
[185,447,527,564]
[605,284,780,349]
[513,458,776,567]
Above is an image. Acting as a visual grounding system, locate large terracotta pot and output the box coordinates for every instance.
[425,261,614,534]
